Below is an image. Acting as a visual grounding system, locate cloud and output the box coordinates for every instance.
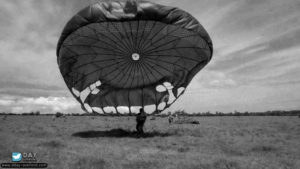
[0,100,14,106]
[0,96,79,114]
[192,70,237,88]
[0,0,299,113]
[226,45,300,86]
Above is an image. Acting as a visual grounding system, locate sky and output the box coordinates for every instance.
[0,0,300,114]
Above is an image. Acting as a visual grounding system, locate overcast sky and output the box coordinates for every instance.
[0,0,300,114]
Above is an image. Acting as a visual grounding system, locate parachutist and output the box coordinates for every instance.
[136,108,147,134]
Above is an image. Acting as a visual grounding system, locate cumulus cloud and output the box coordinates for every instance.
[0,96,79,114]
[0,0,299,113]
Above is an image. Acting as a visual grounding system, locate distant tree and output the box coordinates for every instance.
[234,110,241,116]
[204,111,211,116]
[55,112,64,118]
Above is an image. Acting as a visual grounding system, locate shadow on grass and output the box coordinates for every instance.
[72,128,173,138]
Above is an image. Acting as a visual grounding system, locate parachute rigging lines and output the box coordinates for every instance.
[57,0,213,115]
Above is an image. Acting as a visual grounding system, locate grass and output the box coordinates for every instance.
[0,116,299,169]
[71,157,106,169]
[37,140,65,149]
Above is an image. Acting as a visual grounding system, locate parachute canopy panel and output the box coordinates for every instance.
[57,0,213,115]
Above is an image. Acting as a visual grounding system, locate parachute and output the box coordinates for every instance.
[57,0,213,115]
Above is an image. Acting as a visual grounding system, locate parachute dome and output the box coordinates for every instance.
[57,0,213,115]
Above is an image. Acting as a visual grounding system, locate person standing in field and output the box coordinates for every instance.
[136,108,147,134]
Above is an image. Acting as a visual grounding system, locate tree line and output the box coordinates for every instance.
[0,110,300,117]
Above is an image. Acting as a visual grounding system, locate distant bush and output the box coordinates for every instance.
[21,111,40,116]
[55,112,64,118]
[174,110,188,115]
[1,109,300,116]
[173,117,200,125]
[170,110,300,117]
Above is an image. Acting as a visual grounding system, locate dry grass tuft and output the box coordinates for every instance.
[122,161,159,169]
[70,157,106,169]
[250,145,278,153]
[38,140,64,149]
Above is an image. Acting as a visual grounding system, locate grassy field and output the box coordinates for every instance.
[0,116,299,169]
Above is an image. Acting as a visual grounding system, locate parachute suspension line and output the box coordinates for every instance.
[141,87,144,108]
[128,90,132,114]
[155,88,158,113]
[126,90,131,114]
[127,0,139,4]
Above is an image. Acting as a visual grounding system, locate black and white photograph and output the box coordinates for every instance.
[0,0,299,168]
